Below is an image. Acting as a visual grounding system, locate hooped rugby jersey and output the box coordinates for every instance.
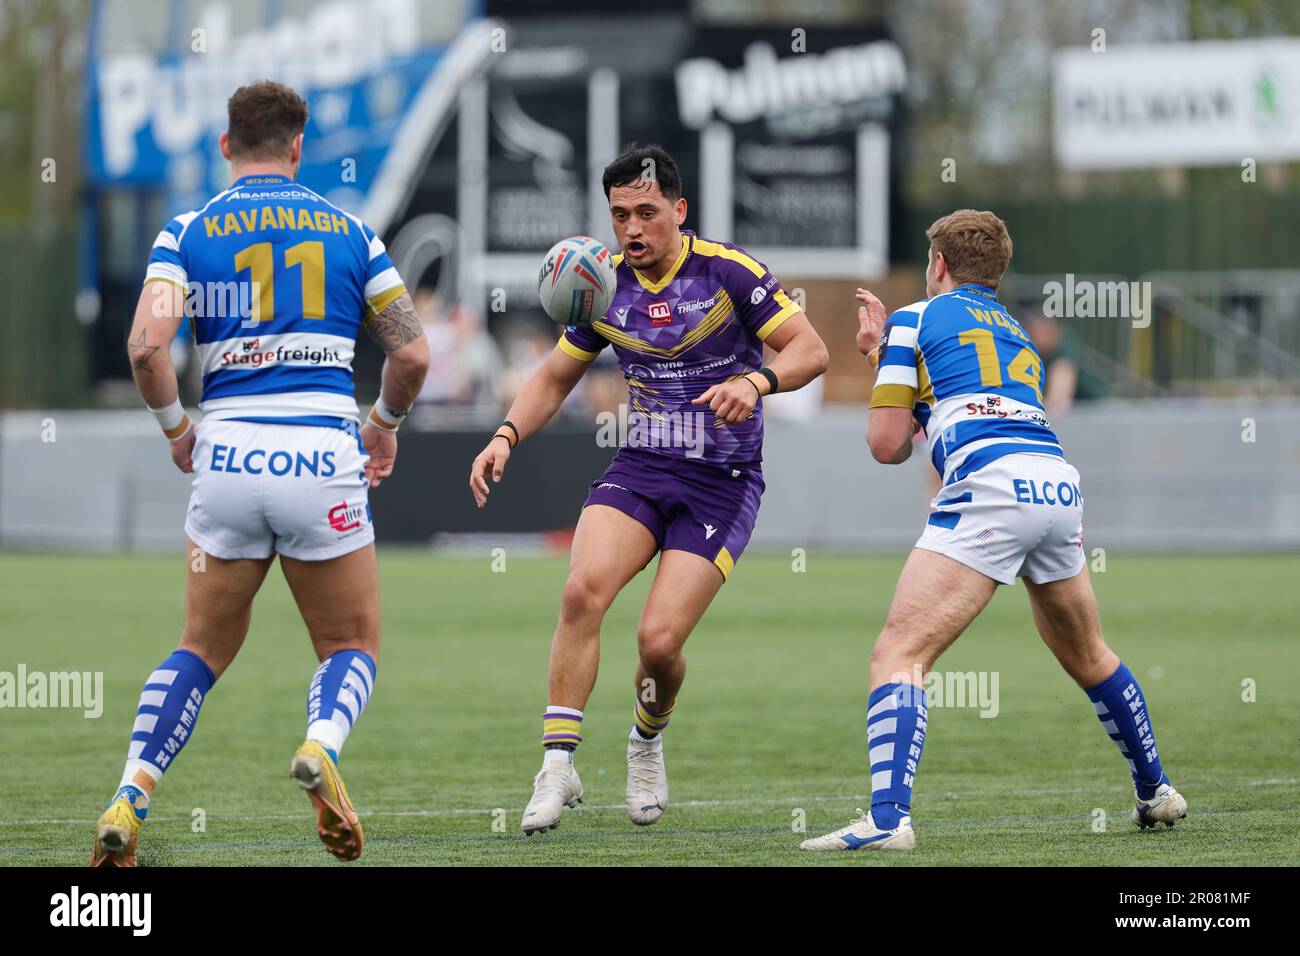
[871,283,1064,486]
[144,174,407,427]
[559,231,801,465]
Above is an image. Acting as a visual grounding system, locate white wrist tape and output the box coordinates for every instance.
[147,398,192,440]
[367,401,406,431]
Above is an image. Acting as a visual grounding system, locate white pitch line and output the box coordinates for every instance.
[0,777,1293,828]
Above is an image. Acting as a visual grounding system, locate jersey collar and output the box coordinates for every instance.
[955,283,998,299]
[632,232,692,294]
[232,173,293,186]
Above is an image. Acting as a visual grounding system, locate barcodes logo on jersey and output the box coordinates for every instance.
[328,500,367,533]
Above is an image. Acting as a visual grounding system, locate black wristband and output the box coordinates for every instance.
[757,366,779,395]
[499,420,520,446]
[743,376,762,400]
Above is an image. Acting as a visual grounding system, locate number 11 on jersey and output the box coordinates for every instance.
[234,240,326,326]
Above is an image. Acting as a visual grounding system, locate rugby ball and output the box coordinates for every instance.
[537,236,617,327]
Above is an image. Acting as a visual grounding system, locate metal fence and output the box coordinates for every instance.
[908,187,1300,276]
[909,187,1300,397]
[1000,271,1300,399]
[4,400,1297,553]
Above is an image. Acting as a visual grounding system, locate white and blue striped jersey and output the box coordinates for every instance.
[145,173,407,428]
[871,283,1063,486]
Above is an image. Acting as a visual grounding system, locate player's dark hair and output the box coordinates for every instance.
[226,80,309,162]
[602,144,682,201]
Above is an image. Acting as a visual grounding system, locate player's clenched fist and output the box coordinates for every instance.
[170,428,196,474]
[856,287,889,364]
[360,421,397,489]
[692,376,761,425]
[469,435,511,508]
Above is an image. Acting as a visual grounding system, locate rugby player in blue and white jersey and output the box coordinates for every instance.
[802,210,1187,851]
[90,81,429,866]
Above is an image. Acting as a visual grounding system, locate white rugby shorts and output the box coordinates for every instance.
[915,452,1085,585]
[184,419,373,561]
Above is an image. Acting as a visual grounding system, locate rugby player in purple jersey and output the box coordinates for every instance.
[469,145,829,834]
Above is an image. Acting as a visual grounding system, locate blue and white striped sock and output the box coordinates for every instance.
[115,649,217,815]
[867,682,929,829]
[1086,661,1167,800]
[306,649,376,763]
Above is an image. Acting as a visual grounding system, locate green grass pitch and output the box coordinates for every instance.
[0,549,1295,866]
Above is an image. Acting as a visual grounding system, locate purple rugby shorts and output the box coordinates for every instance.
[582,446,765,582]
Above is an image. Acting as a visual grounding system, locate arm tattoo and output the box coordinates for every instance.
[129,329,159,374]
[365,292,424,352]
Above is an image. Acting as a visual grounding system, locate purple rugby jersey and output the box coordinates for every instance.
[558,231,801,465]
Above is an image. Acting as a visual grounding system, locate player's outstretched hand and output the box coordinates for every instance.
[170,428,196,474]
[361,422,397,489]
[856,287,889,362]
[470,437,511,509]
[692,378,758,425]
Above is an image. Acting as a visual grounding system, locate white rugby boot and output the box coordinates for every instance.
[626,731,669,826]
[1132,781,1188,829]
[521,751,583,835]
[800,808,916,852]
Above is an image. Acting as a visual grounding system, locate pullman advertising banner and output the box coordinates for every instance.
[677,27,905,278]
[452,18,906,321]
[1053,38,1300,170]
[85,0,486,221]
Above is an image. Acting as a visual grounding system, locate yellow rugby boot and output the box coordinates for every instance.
[89,786,148,867]
[290,740,364,862]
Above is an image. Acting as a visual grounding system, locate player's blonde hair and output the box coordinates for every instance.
[926,209,1013,289]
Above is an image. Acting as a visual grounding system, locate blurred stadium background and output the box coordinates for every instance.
[4,0,1300,872]
[2,0,1298,555]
